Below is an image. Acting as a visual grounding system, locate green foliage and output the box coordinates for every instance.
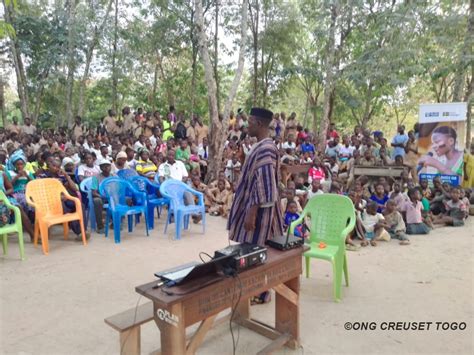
[2,0,470,137]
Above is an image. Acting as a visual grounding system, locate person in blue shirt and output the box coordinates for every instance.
[391,125,408,159]
[300,136,315,156]
[370,183,389,213]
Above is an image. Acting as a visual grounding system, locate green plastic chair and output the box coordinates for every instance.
[290,194,355,302]
[0,190,25,260]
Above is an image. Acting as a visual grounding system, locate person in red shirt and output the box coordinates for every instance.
[327,122,339,141]
[308,159,326,183]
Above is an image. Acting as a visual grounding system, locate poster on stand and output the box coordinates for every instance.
[417,103,467,186]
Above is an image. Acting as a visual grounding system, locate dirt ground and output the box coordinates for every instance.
[1,215,473,355]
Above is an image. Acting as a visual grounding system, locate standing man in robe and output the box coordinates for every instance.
[227,107,283,246]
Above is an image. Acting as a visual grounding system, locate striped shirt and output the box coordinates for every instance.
[227,138,283,246]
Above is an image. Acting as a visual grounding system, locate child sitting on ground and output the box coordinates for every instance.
[284,200,307,238]
[401,188,431,235]
[359,201,391,247]
[207,179,231,217]
[384,200,410,245]
[370,183,389,213]
[433,187,468,227]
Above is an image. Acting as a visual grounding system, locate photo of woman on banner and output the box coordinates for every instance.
[418,125,463,179]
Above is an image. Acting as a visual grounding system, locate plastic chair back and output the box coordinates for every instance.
[159,179,189,209]
[101,179,130,209]
[79,177,97,229]
[303,194,356,246]
[117,169,138,180]
[25,178,66,215]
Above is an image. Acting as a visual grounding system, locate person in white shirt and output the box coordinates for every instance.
[282,134,296,150]
[225,155,242,183]
[158,150,188,182]
[133,135,146,152]
[158,150,201,222]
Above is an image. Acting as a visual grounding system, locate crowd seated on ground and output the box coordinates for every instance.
[0,106,473,250]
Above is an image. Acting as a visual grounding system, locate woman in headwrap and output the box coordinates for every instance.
[4,149,35,240]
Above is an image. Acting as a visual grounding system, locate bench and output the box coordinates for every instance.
[105,302,154,355]
[353,165,405,178]
[105,302,232,355]
[281,163,312,183]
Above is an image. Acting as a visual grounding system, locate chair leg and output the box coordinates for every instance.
[164,210,170,234]
[201,211,206,234]
[18,228,25,260]
[144,210,149,237]
[104,211,110,238]
[333,258,343,302]
[128,215,133,233]
[2,234,7,255]
[63,222,69,240]
[147,205,154,230]
[175,212,182,240]
[343,254,349,287]
[113,213,121,244]
[79,218,87,246]
[305,256,310,278]
[39,223,49,255]
[33,222,39,247]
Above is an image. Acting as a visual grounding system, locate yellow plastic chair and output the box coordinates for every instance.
[25,178,87,255]
[290,194,355,302]
[0,190,25,260]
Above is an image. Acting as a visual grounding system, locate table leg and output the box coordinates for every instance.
[275,276,300,349]
[154,302,186,354]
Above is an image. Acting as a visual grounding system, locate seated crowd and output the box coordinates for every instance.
[0,108,472,248]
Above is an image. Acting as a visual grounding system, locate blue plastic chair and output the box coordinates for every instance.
[100,178,149,243]
[79,177,98,231]
[159,179,205,239]
[129,176,169,229]
[117,169,138,180]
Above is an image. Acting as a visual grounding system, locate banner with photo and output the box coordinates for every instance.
[417,103,467,186]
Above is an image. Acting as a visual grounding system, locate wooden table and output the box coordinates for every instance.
[281,163,312,182]
[353,165,405,178]
[136,246,307,355]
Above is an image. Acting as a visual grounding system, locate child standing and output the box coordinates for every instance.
[384,200,410,245]
[402,188,431,234]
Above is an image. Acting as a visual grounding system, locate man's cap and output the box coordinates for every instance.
[116,151,127,159]
[250,107,273,121]
[61,157,74,167]
[97,158,111,166]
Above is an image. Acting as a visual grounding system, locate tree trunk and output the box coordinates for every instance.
[195,0,248,183]
[453,0,473,101]
[250,0,259,105]
[465,67,473,148]
[214,0,220,112]
[317,1,338,152]
[77,0,114,117]
[65,0,77,127]
[111,0,119,113]
[190,9,198,115]
[0,78,5,128]
[195,0,219,181]
[3,0,29,120]
[151,59,159,112]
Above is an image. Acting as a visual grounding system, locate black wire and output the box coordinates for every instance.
[120,283,155,355]
[199,251,213,263]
